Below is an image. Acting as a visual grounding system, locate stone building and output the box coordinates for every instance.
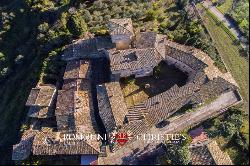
[190,140,233,165]
[56,60,98,133]
[107,18,135,50]
[13,18,243,165]
[96,82,128,133]
[12,60,100,164]
[108,48,162,78]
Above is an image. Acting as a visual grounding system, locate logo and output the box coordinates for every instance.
[115,133,129,146]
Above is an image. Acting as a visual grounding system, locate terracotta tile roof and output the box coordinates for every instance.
[26,85,56,107]
[136,32,166,49]
[27,106,53,119]
[56,89,75,116]
[26,85,56,118]
[26,88,40,106]
[142,83,199,125]
[207,141,233,165]
[190,145,216,165]
[165,41,208,71]
[32,130,100,156]
[62,38,98,60]
[63,60,91,80]
[136,32,158,48]
[135,32,167,59]
[108,18,134,36]
[189,127,209,144]
[57,61,97,133]
[126,75,237,126]
[96,84,116,133]
[109,48,162,72]
[104,82,128,126]
[165,40,238,86]
[97,82,128,133]
[62,36,115,61]
[62,79,78,91]
[12,130,37,160]
[12,137,34,160]
[56,89,75,131]
[195,77,237,102]
[74,80,97,134]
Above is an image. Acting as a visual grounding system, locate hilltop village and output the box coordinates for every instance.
[12,18,242,165]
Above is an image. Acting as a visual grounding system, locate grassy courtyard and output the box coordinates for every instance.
[120,62,188,107]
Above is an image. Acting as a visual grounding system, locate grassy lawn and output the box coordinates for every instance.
[120,79,149,107]
[217,0,233,14]
[200,8,249,112]
[120,62,188,107]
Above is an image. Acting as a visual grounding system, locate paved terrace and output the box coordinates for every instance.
[98,90,241,165]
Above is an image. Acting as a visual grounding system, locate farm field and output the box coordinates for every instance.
[199,8,249,112]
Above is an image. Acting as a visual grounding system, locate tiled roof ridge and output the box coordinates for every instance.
[165,40,238,87]
[109,47,156,53]
[104,82,128,126]
[207,140,233,165]
[109,18,134,34]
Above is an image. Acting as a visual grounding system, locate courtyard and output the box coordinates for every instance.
[120,61,188,107]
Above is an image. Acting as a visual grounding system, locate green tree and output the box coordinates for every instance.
[162,143,191,165]
[220,109,244,138]
[38,22,49,34]
[146,9,158,21]
[0,52,5,62]
[222,121,238,138]
[83,10,92,22]
[67,13,88,37]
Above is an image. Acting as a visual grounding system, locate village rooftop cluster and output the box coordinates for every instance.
[12,18,241,165]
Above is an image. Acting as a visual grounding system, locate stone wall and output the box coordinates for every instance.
[164,56,197,81]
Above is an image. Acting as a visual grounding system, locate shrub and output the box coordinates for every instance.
[67,13,88,37]
[145,9,158,21]
[162,143,191,165]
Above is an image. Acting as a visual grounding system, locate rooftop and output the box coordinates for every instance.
[190,140,233,165]
[26,85,56,107]
[165,40,238,86]
[27,106,53,119]
[207,140,233,165]
[189,127,209,144]
[26,85,56,119]
[97,82,128,133]
[13,18,242,163]
[135,32,166,49]
[103,82,128,126]
[32,129,100,156]
[63,60,91,80]
[109,48,162,71]
[108,18,134,36]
